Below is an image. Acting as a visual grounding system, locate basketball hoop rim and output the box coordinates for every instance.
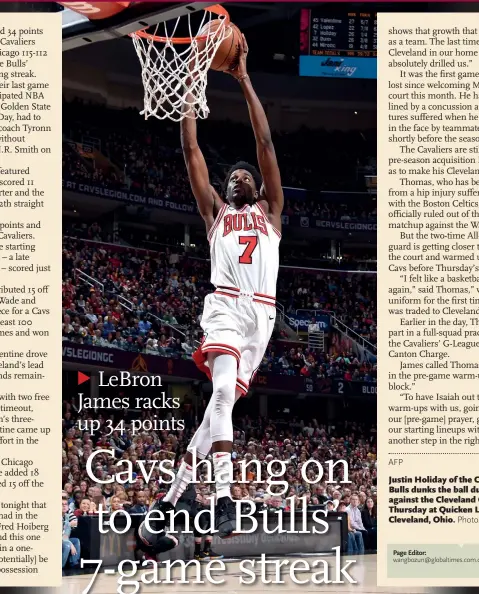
[129,4,230,44]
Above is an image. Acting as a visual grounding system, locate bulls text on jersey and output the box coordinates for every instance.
[223,212,268,237]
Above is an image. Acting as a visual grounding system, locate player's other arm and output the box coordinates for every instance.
[180,97,220,228]
[231,37,284,225]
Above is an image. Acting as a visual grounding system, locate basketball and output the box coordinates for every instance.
[197,20,242,72]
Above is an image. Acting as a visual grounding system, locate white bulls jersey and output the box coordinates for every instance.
[207,202,281,297]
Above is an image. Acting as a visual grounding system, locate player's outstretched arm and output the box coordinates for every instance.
[228,36,284,224]
[180,91,221,227]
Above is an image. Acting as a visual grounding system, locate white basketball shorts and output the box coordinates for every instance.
[193,286,276,395]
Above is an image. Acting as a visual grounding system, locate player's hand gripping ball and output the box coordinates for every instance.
[226,33,248,79]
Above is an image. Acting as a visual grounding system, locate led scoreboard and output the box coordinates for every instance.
[299,9,377,79]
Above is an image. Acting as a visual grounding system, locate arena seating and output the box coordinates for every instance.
[62,396,377,534]
[63,99,377,215]
[62,100,378,557]
[63,236,377,379]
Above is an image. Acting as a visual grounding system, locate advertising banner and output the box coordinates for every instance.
[288,313,330,333]
[78,512,347,567]
[332,378,377,398]
[63,178,376,231]
[299,55,377,79]
[63,342,374,397]
[281,214,376,232]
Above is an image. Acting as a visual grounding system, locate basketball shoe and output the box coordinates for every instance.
[149,498,175,530]
[136,498,178,555]
[215,496,237,538]
[195,549,224,561]
[137,521,178,555]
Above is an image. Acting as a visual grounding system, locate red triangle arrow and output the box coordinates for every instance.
[78,371,90,385]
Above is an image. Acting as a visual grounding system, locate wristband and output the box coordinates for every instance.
[237,74,249,83]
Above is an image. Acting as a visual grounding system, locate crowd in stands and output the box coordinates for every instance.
[62,236,207,355]
[259,345,376,383]
[278,270,377,347]
[61,96,378,570]
[62,98,377,220]
[65,220,377,272]
[62,235,377,379]
[62,396,378,569]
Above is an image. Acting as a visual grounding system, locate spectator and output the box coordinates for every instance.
[110,496,123,513]
[62,387,378,542]
[338,501,364,555]
[129,491,148,514]
[62,233,377,380]
[62,498,81,570]
[331,490,342,510]
[315,485,328,504]
[347,494,368,552]
[74,498,92,517]
[358,491,367,509]
[62,99,377,204]
[231,486,243,500]
[308,318,319,333]
[361,497,377,551]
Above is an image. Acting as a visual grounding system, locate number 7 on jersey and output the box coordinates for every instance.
[239,236,258,265]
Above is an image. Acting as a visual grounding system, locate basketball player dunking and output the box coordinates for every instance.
[138,35,283,556]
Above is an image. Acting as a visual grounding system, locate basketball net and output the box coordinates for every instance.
[130,6,230,122]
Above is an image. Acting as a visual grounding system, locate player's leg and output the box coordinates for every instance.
[202,535,223,560]
[236,301,275,402]
[200,504,224,561]
[209,352,237,455]
[193,506,224,561]
[224,303,274,540]
[193,527,204,561]
[139,296,242,549]
[148,386,241,542]
[207,351,240,538]
[136,420,219,552]
[163,387,242,508]
[186,387,243,460]
[147,294,237,535]
[192,293,245,537]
